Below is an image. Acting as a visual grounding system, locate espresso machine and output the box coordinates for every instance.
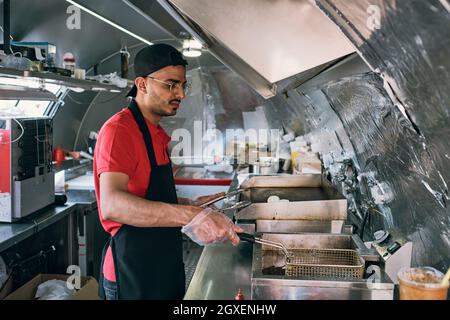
[0,116,54,222]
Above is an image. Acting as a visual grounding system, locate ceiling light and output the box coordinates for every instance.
[92,87,107,92]
[182,48,202,58]
[183,39,202,50]
[66,0,153,46]
[67,87,85,93]
[182,39,203,58]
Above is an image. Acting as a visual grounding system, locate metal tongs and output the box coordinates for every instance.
[199,189,246,208]
[199,189,251,212]
[238,233,291,259]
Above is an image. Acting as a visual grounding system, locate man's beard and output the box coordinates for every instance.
[159,99,180,117]
[156,104,177,117]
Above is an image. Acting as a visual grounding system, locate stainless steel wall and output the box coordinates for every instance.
[187,58,448,271]
[310,0,450,272]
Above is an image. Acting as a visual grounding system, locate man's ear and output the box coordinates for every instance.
[136,77,148,94]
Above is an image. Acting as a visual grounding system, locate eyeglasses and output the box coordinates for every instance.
[147,76,191,94]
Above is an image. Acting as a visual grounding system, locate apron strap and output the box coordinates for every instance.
[128,100,158,168]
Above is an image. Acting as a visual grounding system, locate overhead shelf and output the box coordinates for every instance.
[0,67,133,93]
[0,84,58,100]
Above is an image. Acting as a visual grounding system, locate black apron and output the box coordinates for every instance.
[99,100,185,299]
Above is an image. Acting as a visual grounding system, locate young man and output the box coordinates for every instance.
[94,44,243,300]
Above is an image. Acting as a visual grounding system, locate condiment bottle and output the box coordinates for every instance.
[234,288,245,300]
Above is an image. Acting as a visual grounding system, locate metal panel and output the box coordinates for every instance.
[236,177,347,221]
[236,199,347,221]
[160,0,354,98]
[256,220,346,234]
[156,0,276,98]
[168,0,355,83]
[0,0,172,72]
[240,174,323,188]
[73,91,128,151]
[52,91,97,152]
[13,173,54,219]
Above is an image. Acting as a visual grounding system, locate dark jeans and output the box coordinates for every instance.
[103,278,118,300]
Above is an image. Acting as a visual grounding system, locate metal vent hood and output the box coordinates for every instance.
[157,0,355,98]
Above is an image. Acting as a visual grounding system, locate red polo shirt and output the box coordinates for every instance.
[94,108,171,282]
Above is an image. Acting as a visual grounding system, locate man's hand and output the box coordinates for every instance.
[181,207,244,246]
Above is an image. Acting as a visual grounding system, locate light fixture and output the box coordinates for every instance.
[67,87,85,93]
[92,87,108,92]
[182,39,203,58]
[66,0,153,46]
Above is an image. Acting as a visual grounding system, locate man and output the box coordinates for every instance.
[94,44,243,300]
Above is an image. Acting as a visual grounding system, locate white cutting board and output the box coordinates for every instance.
[66,175,95,190]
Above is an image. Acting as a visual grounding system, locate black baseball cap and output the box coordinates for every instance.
[127,43,188,98]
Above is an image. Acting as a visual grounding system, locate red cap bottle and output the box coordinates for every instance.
[234,288,245,300]
[53,146,65,163]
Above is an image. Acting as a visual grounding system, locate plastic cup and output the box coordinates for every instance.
[397,267,449,300]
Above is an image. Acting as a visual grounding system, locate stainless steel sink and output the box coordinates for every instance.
[250,233,394,300]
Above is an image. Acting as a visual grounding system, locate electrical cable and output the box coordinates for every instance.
[0,25,14,40]
[0,114,25,144]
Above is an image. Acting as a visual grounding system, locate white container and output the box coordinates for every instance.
[74,68,86,80]
[259,158,279,174]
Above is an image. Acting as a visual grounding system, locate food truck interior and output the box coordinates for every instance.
[0,0,449,301]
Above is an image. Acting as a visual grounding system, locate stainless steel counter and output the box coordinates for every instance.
[0,203,78,252]
[0,186,99,253]
[184,173,395,300]
[66,189,97,207]
[184,172,254,300]
[184,241,253,300]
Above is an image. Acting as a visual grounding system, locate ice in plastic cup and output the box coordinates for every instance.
[397,267,449,300]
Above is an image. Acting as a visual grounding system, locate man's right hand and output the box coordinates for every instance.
[181,208,244,246]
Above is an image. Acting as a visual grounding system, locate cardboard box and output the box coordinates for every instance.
[0,274,14,300]
[4,274,99,300]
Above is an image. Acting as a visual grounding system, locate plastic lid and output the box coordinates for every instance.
[397,267,447,289]
[373,230,389,244]
[63,52,75,62]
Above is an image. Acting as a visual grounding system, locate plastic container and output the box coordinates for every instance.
[397,267,449,300]
[0,53,32,71]
[62,52,76,75]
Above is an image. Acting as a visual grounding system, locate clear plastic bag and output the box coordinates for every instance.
[35,279,75,300]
